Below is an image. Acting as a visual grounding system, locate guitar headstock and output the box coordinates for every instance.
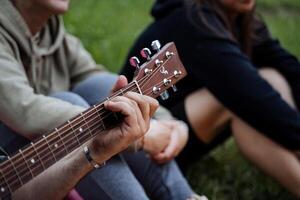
[129,41,187,100]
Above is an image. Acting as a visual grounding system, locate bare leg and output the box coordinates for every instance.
[232,68,300,197]
[185,89,230,143]
[185,68,300,197]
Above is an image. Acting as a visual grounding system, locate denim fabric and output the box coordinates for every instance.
[0,73,193,200]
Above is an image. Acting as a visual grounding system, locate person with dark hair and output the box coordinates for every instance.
[121,0,300,197]
[0,0,203,199]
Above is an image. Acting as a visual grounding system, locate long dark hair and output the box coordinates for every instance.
[185,0,255,56]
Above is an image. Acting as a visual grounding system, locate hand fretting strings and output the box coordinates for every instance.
[0,82,137,192]
[0,55,174,194]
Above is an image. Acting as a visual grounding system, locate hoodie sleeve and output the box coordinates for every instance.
[0,41,86,139]
[65,34,107,87]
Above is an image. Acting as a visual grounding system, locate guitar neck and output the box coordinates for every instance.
[0,41,187,199]
[0,81,141,197]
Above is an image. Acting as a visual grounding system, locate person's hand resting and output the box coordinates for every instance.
[143,119,189,164]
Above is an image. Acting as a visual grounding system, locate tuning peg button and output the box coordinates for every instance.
[151,40,161,52]
[129,56,140,69]
[165,51,174,58]
[160,91,169,101]
[152,86,161,94]
[163,78,171,86]
[174,70,182,78]
[155,59,163,67]
[140,48,152,60]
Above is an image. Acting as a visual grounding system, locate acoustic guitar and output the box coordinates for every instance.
[0,41,187,199]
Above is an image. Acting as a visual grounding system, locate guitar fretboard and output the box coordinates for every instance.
[0,42,186,199]
[0,81,141,197]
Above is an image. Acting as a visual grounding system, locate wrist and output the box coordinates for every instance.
[87,140,110,165]
[83,146,106,169]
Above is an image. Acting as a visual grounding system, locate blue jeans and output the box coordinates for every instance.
[0,73,193,200]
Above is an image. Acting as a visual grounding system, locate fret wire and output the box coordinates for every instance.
[0,169,11,194]
[31,142,46,170]
[71,119,89,145]
[6,123,104,189]
[19,150,34,179]
[8,154,32,185]
[22,145,44,177]
[1,149,38,182]
[94,105,106,130]
[1,90,126,176]
[0,82,141,185]
[2,112,108,187]
[7,157,23,186]
[36,133,65,166]
[132,80,142,94]
[68,120,81,146]
[81,113,93,137]
[0,109,98,188]
[43,135,57,162]
[0,83,145,193]
[56,128,69,154]
[55,127,75,153]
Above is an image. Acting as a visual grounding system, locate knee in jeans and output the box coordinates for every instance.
[50,91,89,108]
[72,73,118,105]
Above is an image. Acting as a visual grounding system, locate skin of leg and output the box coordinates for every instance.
[232,68,300,197]
[185,89,231,143]
[185,68,300,197]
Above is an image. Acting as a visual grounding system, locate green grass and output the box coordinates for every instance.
[64,1,300,199]
[64,0,152,72]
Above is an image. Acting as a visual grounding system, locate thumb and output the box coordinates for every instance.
[111,75,128,93]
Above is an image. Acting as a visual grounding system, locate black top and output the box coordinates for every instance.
[120,0,300,149]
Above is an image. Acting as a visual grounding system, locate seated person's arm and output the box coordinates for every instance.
[11,77,158,199]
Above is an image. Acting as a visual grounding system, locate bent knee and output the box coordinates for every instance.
[259,68,289,90]
[259,68,295,108]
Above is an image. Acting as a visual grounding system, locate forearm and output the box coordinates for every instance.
[12,148,93,200]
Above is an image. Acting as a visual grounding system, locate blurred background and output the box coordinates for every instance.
[64,0,300,199]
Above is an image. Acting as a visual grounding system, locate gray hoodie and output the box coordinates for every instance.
[0,0,104,137]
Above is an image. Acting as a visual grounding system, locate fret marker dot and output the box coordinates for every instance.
[79,128,83,132]
[1,187,5,192]
[54,144,58,148]
[30,158,35,164]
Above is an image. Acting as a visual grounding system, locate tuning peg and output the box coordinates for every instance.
[140,48,152,60]
[160,91,169,100]
[129,56,140,69]
[174,70,182,78]
[171,85,178,92]
[152,86,161,94]
[151,40,161,52]
[165,51,174,58]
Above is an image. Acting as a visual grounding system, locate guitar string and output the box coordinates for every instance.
[9,53,173,169]
[0,57,177,190]
[0,53,170,175]
[0,73,178,191]
[0,57,179,191]
[1,87,144,189]
[0,54,179,191]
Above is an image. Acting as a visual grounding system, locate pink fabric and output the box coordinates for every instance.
[65,189,84,200]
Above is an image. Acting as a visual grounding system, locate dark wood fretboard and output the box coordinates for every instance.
[0,42,187,199]
[0,82,140,197]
